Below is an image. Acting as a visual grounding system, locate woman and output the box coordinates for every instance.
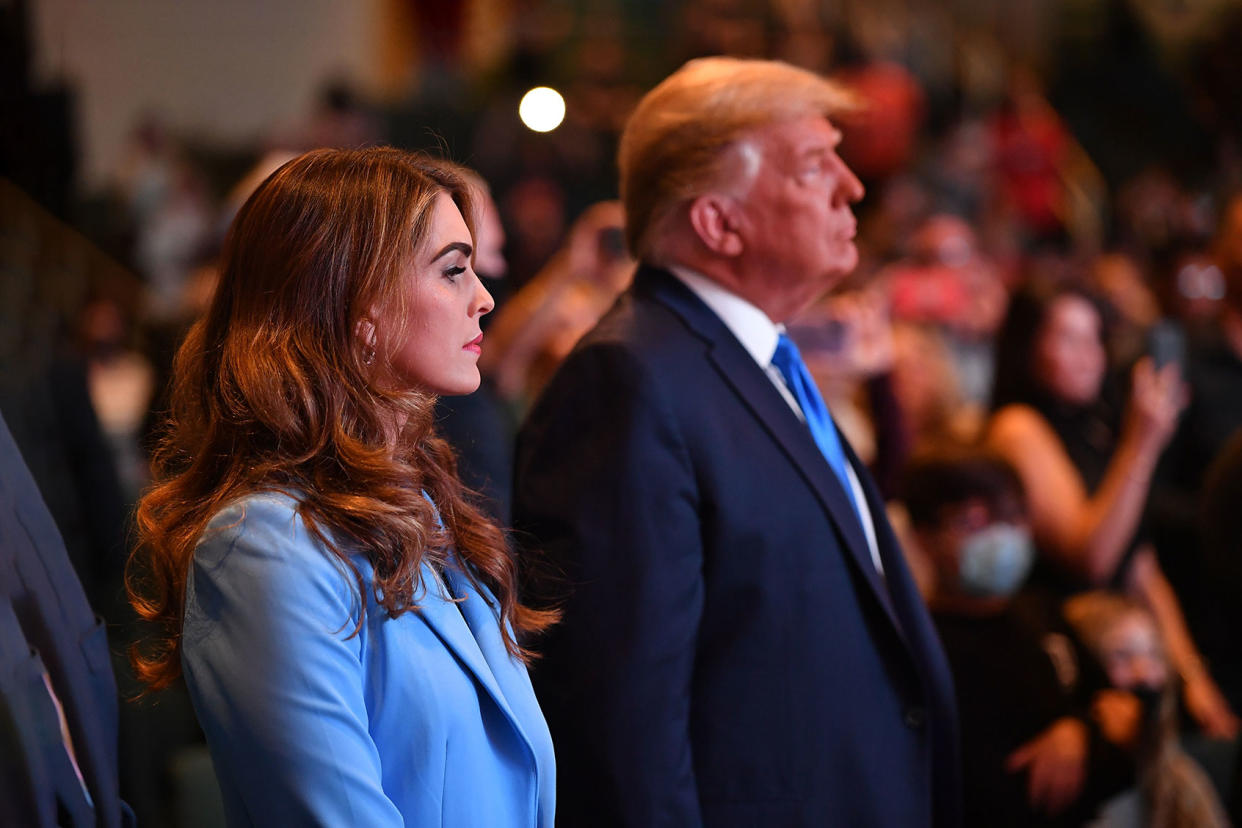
[127,148,556,826]
[985,279,1238,739]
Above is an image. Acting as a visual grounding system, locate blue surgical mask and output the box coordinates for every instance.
[957,523,1034,598]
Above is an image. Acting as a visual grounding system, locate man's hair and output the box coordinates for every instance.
[618,56,856,263]
[902,445,1027,529]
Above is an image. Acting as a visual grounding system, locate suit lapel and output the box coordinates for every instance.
[638,266,903,631]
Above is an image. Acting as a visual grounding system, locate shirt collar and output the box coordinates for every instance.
[668,265,782,368]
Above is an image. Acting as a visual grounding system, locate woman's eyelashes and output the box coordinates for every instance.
[443,264,467,282]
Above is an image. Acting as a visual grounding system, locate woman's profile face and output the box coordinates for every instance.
[1033,294,1106,406]
[383,191,494,395]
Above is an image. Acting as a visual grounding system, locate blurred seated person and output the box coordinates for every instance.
[1066,592,1229,828]
[905,446,1130,826]
[480,201,633,407]
[985,279,1238,739]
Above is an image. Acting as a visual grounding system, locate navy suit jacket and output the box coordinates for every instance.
[0,412,132,827]
[515,265,961,826]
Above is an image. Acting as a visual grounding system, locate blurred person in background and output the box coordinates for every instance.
[1152,243,1226,335]
[515,57,960,826]
[1066,592,1229,828]
[1,411,134,828]
[889,320,986,449]
[127,148,556,826]
[882,213,1009,405]
[481,200,632,408]
[1087,251,1162,369]
[906,446,1131,827]
[985,279,1239,741]
[1150,190,1242,719]
[1199,428,1242,823]
[788,286,910,498]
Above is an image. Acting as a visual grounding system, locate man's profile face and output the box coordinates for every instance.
[734,115,865,317]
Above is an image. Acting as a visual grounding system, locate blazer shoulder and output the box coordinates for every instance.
[190,492,360,621]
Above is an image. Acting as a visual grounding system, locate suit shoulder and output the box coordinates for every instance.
[568,293,705,382]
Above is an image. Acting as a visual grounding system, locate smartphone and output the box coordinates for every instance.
[597,227,628,263]
[1146,319,1185,371]
[787,318,849,355]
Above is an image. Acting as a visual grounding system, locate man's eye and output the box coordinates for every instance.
[797,165,825,183]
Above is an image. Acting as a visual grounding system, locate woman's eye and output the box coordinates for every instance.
[443,265,466,282]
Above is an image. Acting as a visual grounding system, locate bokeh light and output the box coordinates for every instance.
[518,87,566,133]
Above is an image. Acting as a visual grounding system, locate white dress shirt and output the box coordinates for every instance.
[669,266,884,574]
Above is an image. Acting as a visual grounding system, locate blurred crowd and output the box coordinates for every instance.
[7,0,1242,825]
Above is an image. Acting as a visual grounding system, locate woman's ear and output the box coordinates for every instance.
[687,194,744,257]
[355,317,378,365]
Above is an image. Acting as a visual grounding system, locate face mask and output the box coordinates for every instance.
[957,523,1034,598]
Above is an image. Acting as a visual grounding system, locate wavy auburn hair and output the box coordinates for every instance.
[128,147,554,691]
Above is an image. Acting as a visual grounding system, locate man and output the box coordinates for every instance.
[0,409,133,826]
[514,57,960,826]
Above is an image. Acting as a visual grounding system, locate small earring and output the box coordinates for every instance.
[362,344,375,366]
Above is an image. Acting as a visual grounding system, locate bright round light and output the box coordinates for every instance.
[519,87,566,133]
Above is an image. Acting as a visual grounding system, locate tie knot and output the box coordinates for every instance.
[771,332,804,375]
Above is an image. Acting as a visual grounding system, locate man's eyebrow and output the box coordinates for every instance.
[805,133,843,154]
[430,241,473,261]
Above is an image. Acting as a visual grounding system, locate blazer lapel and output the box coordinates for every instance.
[639,267,903,630]
[415,563,536,762]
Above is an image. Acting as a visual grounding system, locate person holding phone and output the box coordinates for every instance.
[985,279,1238,739]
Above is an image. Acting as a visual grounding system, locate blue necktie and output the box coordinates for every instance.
[771,333,862,523]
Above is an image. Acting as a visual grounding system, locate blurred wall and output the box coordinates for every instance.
[29,0,384,191]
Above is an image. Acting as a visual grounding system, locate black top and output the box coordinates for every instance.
[1025,386,1141,596]
[1151,327,1242,711]
[935,604,1130,827]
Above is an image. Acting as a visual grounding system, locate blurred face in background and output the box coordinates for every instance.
[1172,253,1225,324]
[471,185,508,280]
[1034,295,1107,406]
[1099,610,1168,691]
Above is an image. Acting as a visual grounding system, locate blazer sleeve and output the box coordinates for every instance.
[515,342,705,826]
[181,497,403,827]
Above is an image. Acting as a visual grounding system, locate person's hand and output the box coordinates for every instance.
[1006,717,1088,815]
[1183,672,1241,739]
[1091,689,1143,749]
[1123,357,1186,455]
[800,290,895,381]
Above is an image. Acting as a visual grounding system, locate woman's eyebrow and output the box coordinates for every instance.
[430,241,473,262]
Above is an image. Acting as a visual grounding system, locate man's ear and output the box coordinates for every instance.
[687,194,744,257]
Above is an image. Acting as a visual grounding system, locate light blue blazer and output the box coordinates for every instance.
[181,493,555,827]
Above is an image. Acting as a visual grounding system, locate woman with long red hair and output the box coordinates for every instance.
[127,148,556,826]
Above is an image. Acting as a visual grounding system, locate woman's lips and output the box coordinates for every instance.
[464,333,483,354]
